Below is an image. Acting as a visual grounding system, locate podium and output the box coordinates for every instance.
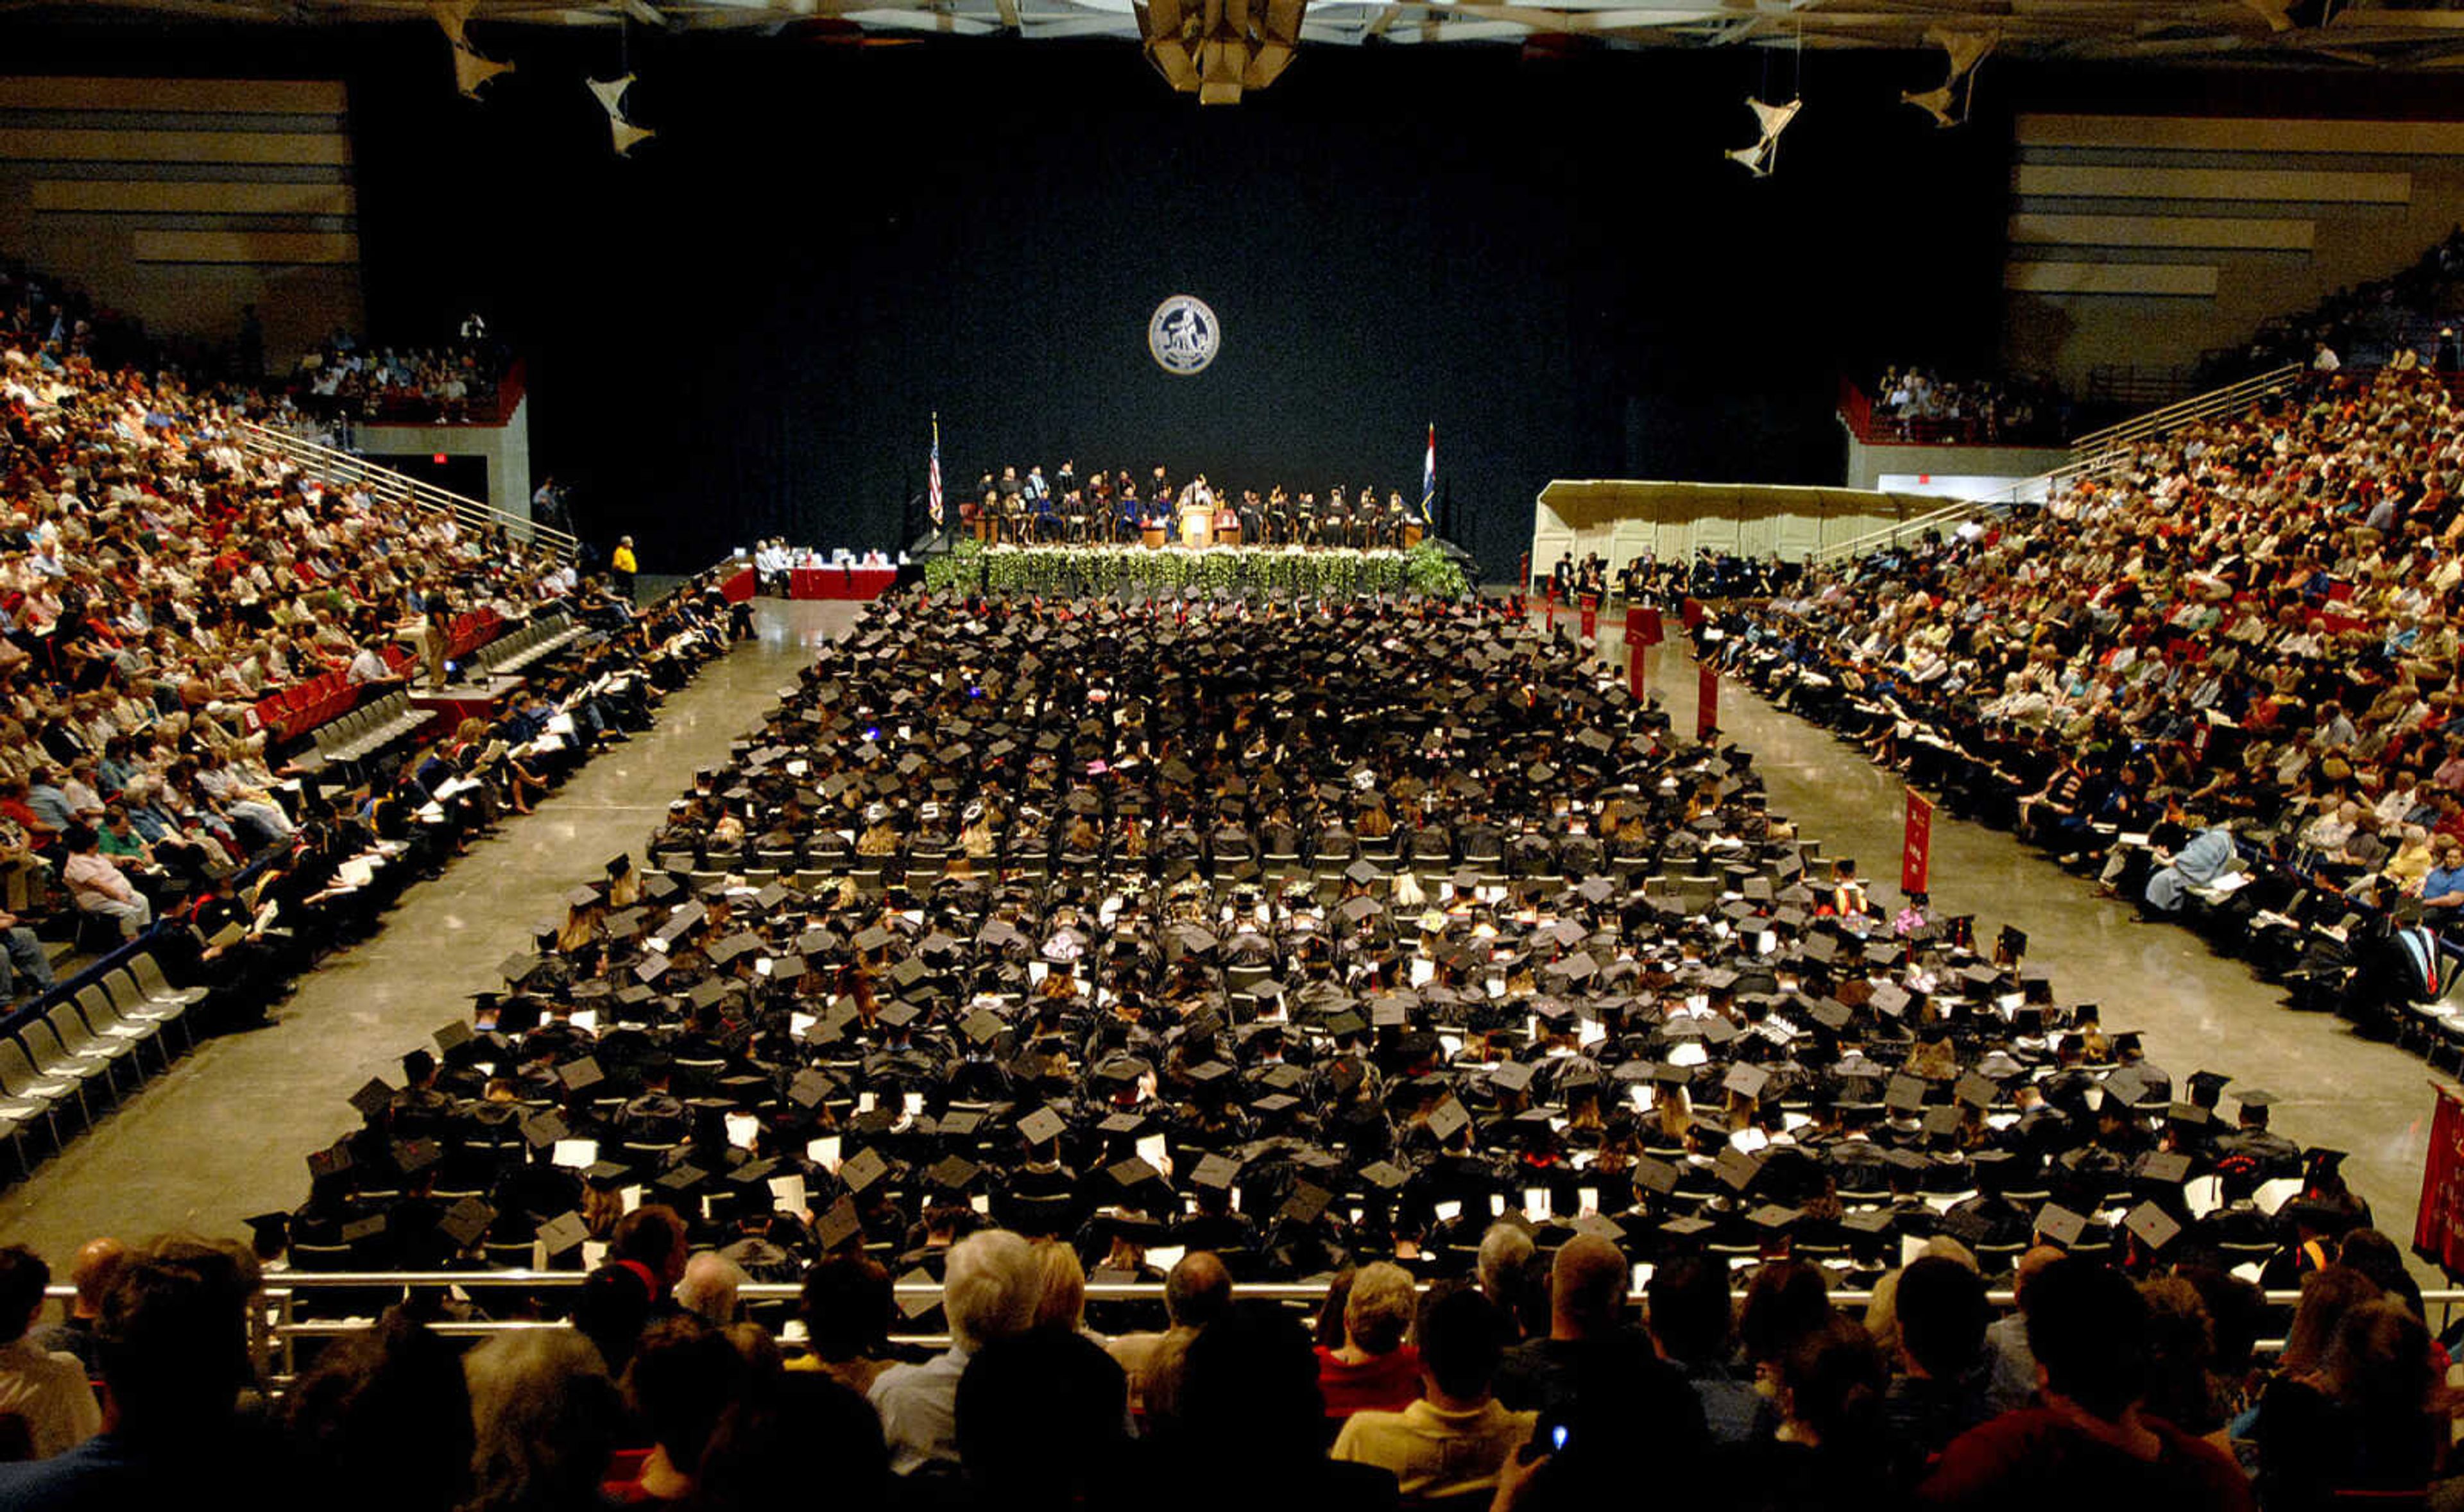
[1178,504,1215,548]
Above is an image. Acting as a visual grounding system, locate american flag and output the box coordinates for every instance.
[928,412,944,529]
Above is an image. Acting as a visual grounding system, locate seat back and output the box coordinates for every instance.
[0,1039,47,1098]
[46,1007,98,1056]
[73,986,119,1033]
[20,1021,75,1071]
[130,953,177,998]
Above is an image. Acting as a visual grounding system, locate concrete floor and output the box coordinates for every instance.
[0,599,857,1264]
[0,599,2435,1286]
[1589,618,2439,1284]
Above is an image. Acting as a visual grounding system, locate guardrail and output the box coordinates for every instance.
[166,1271,2464,1391]
[232,418,577,557]
[2067,362,2304,460]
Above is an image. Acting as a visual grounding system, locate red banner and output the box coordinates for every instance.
[2418,1085,2464,1276]
[1681,597,1704,631]
[1695,663,1718,742]
[1579,599,1597,640]
[1629,641,1647,701]
[1638,606,1663,646]
[1901,789,1934,897]
[1544,587,1557,633]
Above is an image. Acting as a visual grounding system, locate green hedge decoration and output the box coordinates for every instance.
[920,542,1469,602]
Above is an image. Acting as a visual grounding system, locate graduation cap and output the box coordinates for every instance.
[928,1155,981,1192]
[1632,1156,1681,1197]
[1840,1207,1894,1239]
[439,1198,495,1250]
[1955,1073,2000,1110]
[1747,1204,1799,1236]
[1714,1146,1762,1193]
[1722,1063,1772,1101]
[1191,1152,1242,1191]
[1018,1105,1068,1146]
[2033,1203,2090,1249]
[558,1057,605,1093]
[1426,1096,1471,1142]
[1884,1075,1928,1114]
[1358,1160,1410,1194]
[1489,1061,1536,1095]
[536,1210,590,1257]
[2139,1151,2193,1188]
[306,1142,354,1180]
[814,1196,862,1250]
[348,1078,394,1121]
[339,1214,388,1246]
[2186,1071,2231,1108]
[2123,1202,2183,1252]
[434,1020,475,1055]
[522,1110,570,1150]
[393,1139,443,1178]
[244,1212,290,1252]
[839,1146,890,1194]
[1277,1183,1332,1225]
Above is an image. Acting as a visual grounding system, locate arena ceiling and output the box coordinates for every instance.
[33,0,2464,63]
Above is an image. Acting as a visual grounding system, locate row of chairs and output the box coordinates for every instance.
[0,951,208,1176]
[300,689,438,772]
[467,609,582,681]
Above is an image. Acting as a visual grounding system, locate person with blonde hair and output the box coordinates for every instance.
[1315,1260,1421,1419]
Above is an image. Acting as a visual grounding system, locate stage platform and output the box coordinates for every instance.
[921,542,1467,600]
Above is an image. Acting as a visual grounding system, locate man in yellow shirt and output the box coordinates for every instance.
[1330,1286,1537,1501]
[610,535,637,600]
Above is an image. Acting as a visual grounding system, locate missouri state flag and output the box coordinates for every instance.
[1421,422,1435,523]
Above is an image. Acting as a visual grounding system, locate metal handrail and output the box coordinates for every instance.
[2067,362,2304,459]
[30,1273,2457,1393]
[1806,367,2303,571]
[1806,474,2049,568]
[232,418,578,556]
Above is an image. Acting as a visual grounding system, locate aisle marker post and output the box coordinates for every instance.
[1902,788,1934,896]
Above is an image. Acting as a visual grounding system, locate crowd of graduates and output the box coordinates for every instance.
[0,587,2388,1511]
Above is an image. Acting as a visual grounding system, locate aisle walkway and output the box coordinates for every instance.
[0,600,853,1262]
[1587,616,2437,1280]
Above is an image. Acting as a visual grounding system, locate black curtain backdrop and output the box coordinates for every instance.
[5,23,2042,577]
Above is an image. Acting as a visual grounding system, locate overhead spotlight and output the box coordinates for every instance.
[1134,0,1309,105]
[1901,30,1991,128]
[1725,94,1800,178]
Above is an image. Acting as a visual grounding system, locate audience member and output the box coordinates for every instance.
[1916,1258,2253,1509]
[1315,1261,1421,1420]
[0,1245,98,1459]
[461,1329,621,1512]
[1646,1254,1761,1446]
[1108,1250,1229,1429]
[282,1309,470,1512]
[27,1237,118,1376]
[0,1238,263,1506]
[871,1228,1040,1475]
[1331,1285,1533,1501]
[612,1315,743,1506]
